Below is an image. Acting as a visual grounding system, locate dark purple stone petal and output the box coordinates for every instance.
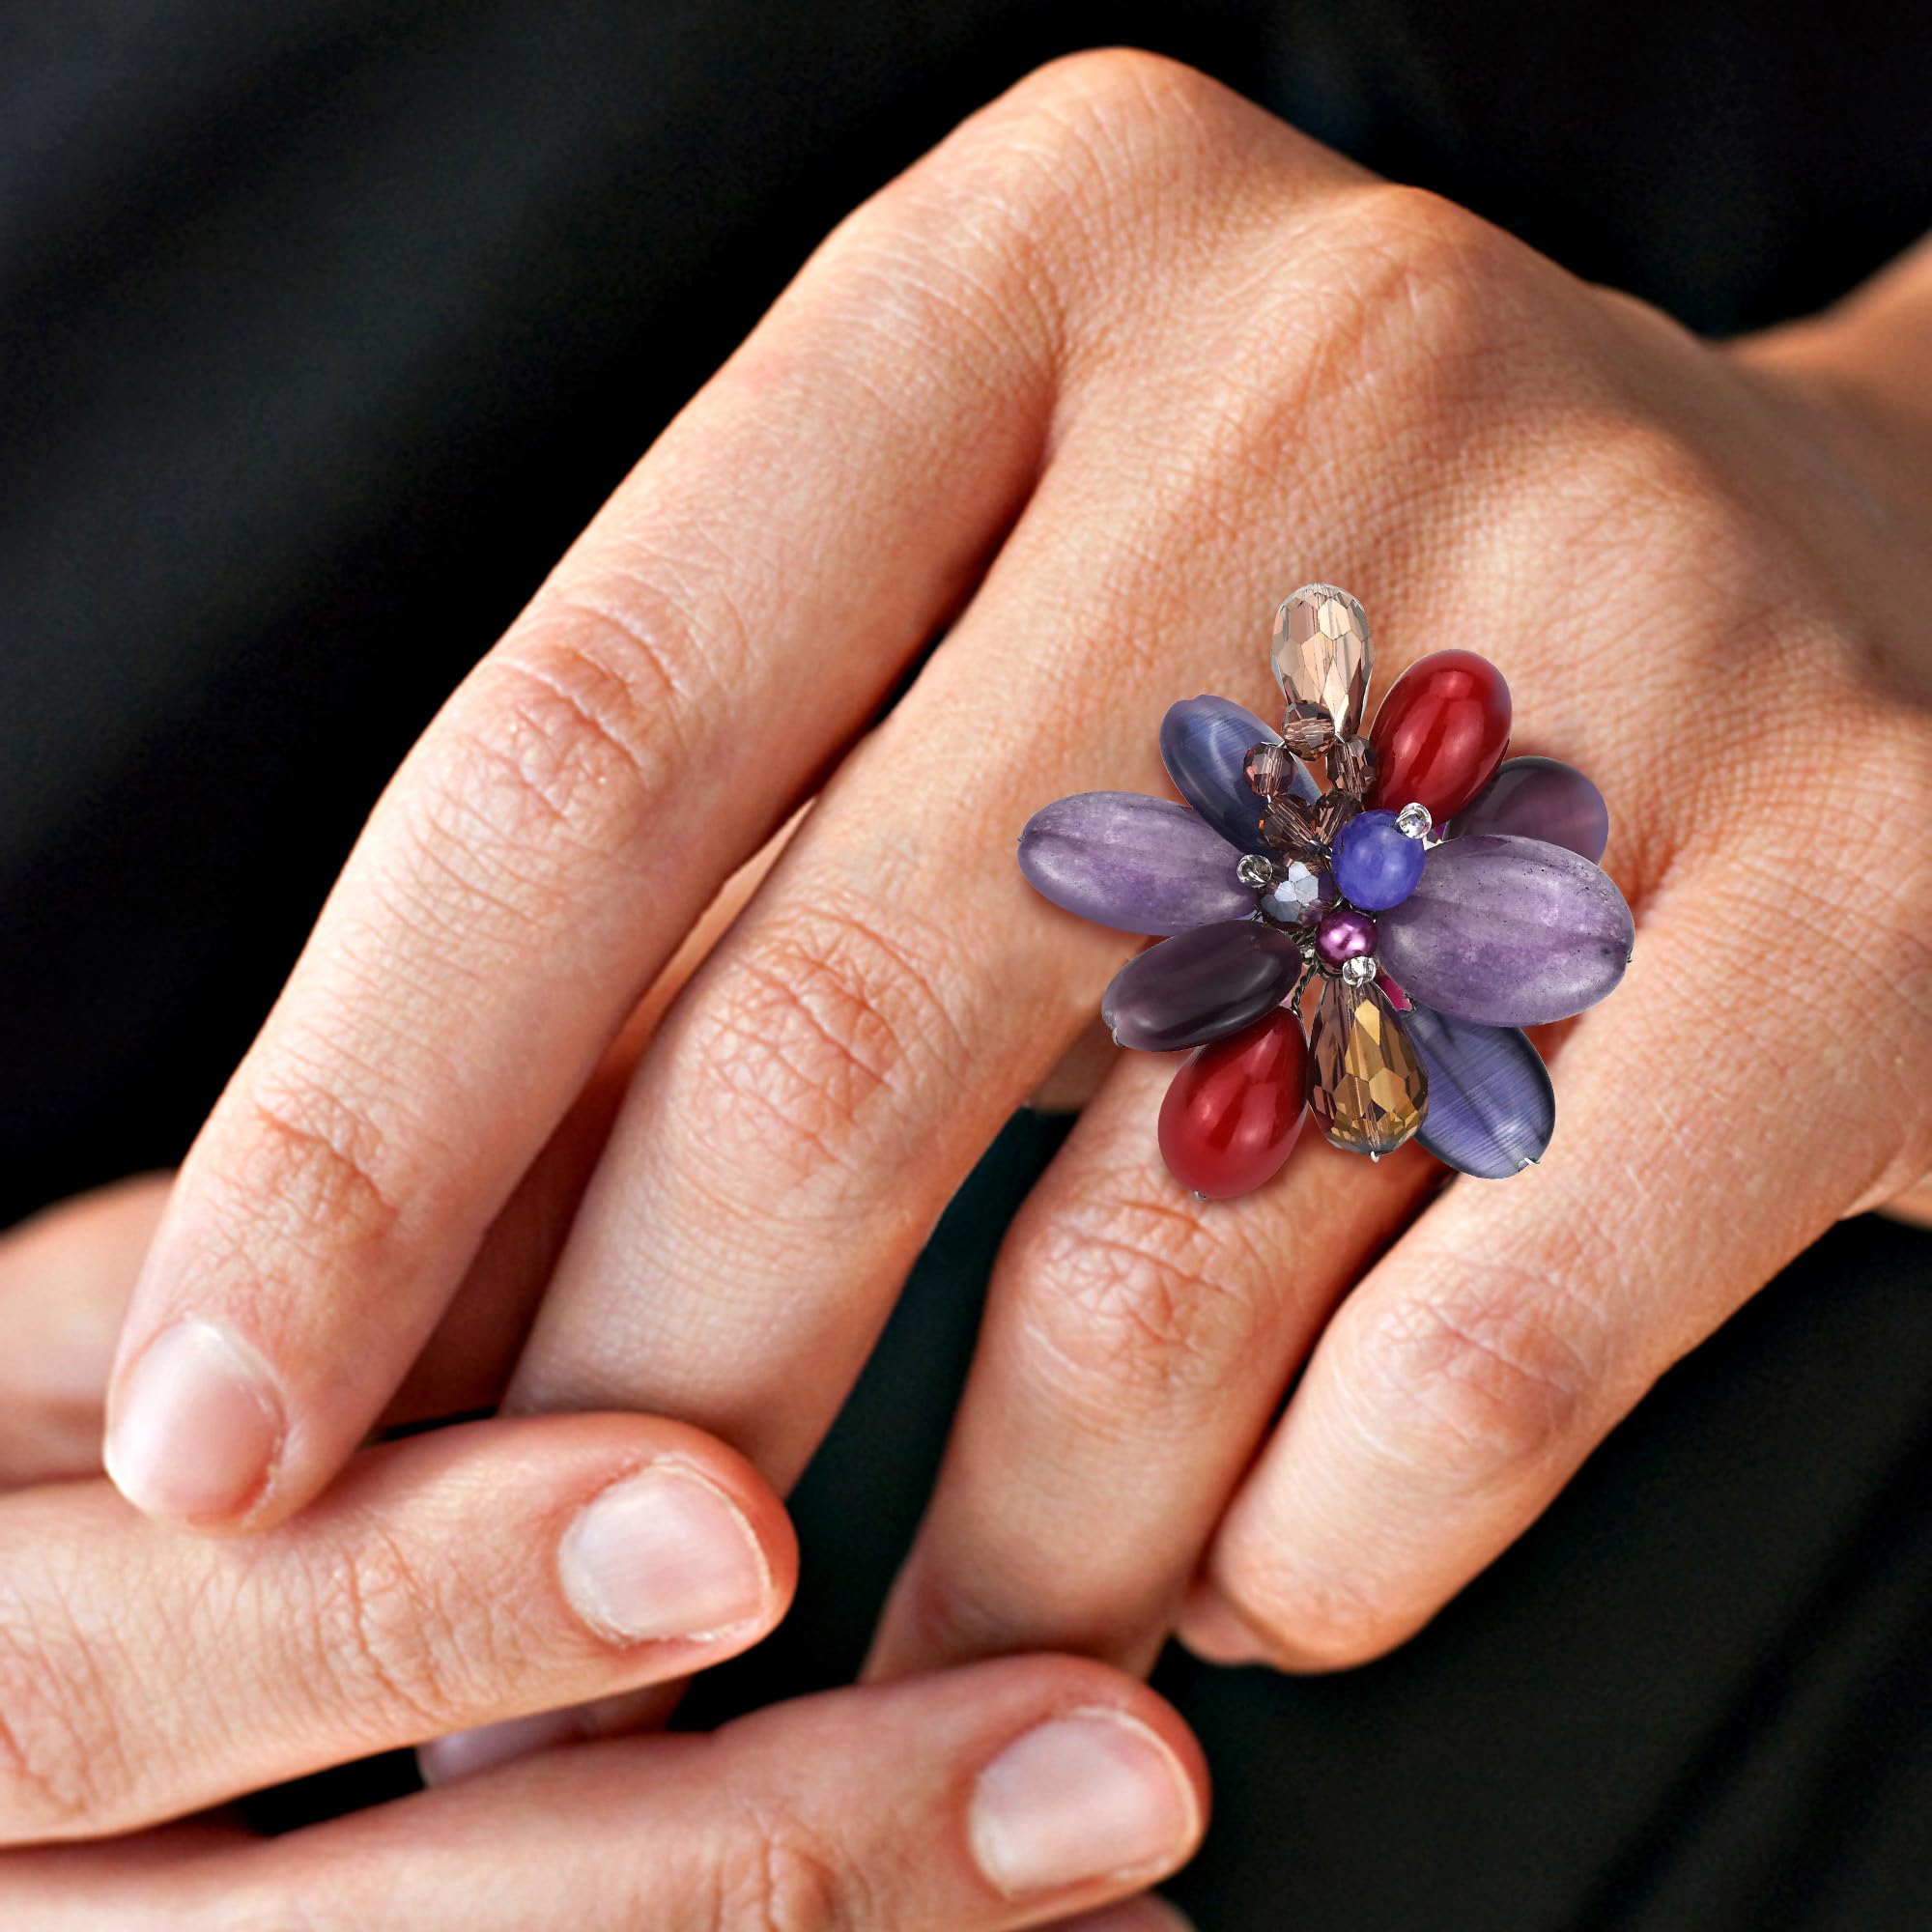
[1446,755,1609,864]
[1378,833,1634,1026]
[1159,695,1317,854]
[1406,1006,1555,1178]
[1018,792,1253,935]
[1102,921,1305,1052]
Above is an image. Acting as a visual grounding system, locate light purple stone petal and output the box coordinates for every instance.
[1018,791,1253,935]
[1102,920,1305,1052]
[1378,833,1634,1026]
[1406,1005,1554,1179]
[1446,755,1609,864]
[1159,695,1318,855]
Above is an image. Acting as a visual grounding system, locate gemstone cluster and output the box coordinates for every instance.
[1018,584,1634,1198]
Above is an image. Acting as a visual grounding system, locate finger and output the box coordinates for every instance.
[864,1041,1429,1680]
[388,812,806,1426]
[0,1175,169,1488]
[0,1413,794,1843]
[503,68,1363,1487]
[1186,891,1921,1669]
[123,1658,1207,1932]
[104,119,1065,1533]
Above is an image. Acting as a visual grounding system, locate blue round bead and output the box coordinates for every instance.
[1331,809,1426,911]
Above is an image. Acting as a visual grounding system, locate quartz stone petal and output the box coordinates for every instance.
[1160,695,1317,854]
[1102,921,1305,1052]
[1405,1005,1554,1178]
[1272,585,1372,738]
[1445,755,1610,864]
[1019,792,1253,935]
[1378,833,1634,1026]
[1306,979,1428,1156]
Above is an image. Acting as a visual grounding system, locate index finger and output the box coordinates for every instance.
[103,143,1061,1531]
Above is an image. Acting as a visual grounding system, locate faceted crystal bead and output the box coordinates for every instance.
[1279,706,1337,760]
[1313,787,1361,845]
[1326,734,1378,797]
[1339,953,1377,985]
[1261,793,1321,856]
[1273,585,1373,738]
[1242,741,1297,800]
[1307,979,1428,1157]
[1236,851,1278,890]
[1396,801,1433,840]
[1258,858,1330,925]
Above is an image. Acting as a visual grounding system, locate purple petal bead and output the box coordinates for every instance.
[1019,792,1253,935]
[1378,834,1634,1026]
[1160,695,1317,855]
[1102,921,1305,1052]
[1406,1006,1555,1179]
[1446,756,1609,864]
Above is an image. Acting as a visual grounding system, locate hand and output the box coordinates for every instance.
[98,46,1932,1693]
[0,1189,1205,1929]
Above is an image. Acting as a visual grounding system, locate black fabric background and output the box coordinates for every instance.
[7,5,1931,1925]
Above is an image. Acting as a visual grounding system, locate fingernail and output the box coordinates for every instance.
[104,1319,282,1521]
[557,1462,771,1643]
[417,1708,585,1787]
[969,1709,1200,1898]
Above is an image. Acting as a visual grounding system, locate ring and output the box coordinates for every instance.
[1018,585,1634,1198]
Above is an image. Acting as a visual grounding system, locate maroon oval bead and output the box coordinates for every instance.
[1368,649,1512,823]
[1157,1009,1308,1199]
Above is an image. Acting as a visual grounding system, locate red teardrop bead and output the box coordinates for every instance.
[1157,1008,1307,1198]
[1368,649,1512,822]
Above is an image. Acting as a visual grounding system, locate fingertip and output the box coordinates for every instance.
[1172,1581,1274,1669]
[103,1319,284,1529]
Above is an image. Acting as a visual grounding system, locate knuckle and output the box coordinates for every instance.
[427,590,705,882]
[1001,45,1236,143]
[671,889,965,1201]
[1315,183,1532,361]
[295,1526,477,1741]
[703,1806,862,1932]
[220,1066,406,1261]
[1008,1179,1284,1423]
[857,48,1251,336]
[1345,1262,1602,1477]
[0,1577,124,1837]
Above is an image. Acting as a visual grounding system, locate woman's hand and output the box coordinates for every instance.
[0,1190,1204,1930]
[98,46,1932,1694]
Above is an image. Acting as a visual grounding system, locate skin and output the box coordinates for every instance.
[43,38,1932,1832]
[0,1191,1204,1926]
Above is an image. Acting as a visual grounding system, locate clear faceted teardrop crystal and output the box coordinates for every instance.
[1307,979,1428,1156]
[1272,585,1373,739]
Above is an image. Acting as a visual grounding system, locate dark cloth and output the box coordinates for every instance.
[8,6,1931,1925]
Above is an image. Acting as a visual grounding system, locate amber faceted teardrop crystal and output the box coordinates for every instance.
[1307,979,1429,1156]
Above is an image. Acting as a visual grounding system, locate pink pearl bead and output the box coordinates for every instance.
[1315,907,1378,968]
